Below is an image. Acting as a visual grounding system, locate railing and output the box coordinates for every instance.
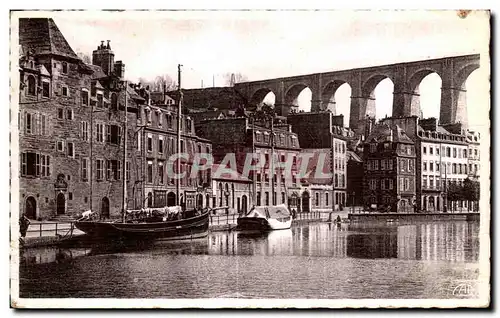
[24,221,76,238]
[209,213,239,226]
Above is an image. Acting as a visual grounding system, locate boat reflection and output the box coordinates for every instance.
[20,247,92,266]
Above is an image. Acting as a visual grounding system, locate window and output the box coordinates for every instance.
[429,147,433,155]
[446,147,451,157]
[181,140,185,153]
[370,144,377,152]
[96,123,104,142]
[66,109,73,120]
[158,136,164,154]
[436,147,439,155]
[81,158,89,181]
[147,161,153,183]
[62,86,68,96]
[81,121,89,141]
[257,192,261,206]
[27,75,36,96]
[265,192,269,205]
[256,172,261,183]
[62,62,68,74]
[453,148,457,158]
[463,149,467,158]
[57,108,64,119]
[158,161,164,184]
[106,160,121,180]
[423,161,427,171]
[374,160,379,170]
[67,142,74,157]
[42,81,50,98]
[423,176,427,188]
[474,164,478,174]
[81,90,89,106]
[21,152,50,177]
[429,162,434,172]
[39,114,47,135]
[423,146,427,154]
[107,124,122,145]
[111,93,118,110]
[369,179,377,190]
[388,179,394,190]
[96,159,104,180]
[126,161,130,181]
[57,141,64,152]
[474,149,478,157]
[404,178,410,191]
[315,192,319,206]
[452,163,457,174]
[97,93,104,108]
[282,192,286,204]
[24,112,33,134]
[147,134,153,152]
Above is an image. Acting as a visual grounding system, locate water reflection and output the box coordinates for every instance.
[205,221,479,262]
[19,221,480,299]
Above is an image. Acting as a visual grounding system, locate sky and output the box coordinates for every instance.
[31,10,489,131]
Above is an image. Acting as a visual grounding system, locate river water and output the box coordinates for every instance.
[19,221,481,299]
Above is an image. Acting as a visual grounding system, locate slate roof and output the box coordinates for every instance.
[19,18,79,60]
[211,164,252,182]
[87,64,107,80]
[366,123,414,144]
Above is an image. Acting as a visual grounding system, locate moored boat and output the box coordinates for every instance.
[74,207,210,242]
[237,204,292,231]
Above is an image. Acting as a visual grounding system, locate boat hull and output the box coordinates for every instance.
[75,211,209,242]
[237,216,291,231]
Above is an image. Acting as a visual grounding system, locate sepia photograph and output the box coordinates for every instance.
[9,9,490,308]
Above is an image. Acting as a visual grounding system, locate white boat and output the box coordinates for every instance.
[237,204,292,231]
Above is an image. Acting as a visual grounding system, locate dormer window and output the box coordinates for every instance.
[41,80,50,98]
[27,75,36,96]
[97,93,104,108]
[157,110,163,127]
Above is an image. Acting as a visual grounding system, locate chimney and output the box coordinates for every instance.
[92,40,115,75]
[113,60,125,79]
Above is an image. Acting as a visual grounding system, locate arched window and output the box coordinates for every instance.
[27,75,36,96]
[111,93,118,110]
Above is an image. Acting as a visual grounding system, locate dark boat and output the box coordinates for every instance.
[74,209,210,242]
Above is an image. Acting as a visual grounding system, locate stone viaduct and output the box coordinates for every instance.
[234,54,480,133]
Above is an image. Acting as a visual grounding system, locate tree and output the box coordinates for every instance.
[153,75,177,92]
[462,178,480,211]
[446,182,463,212]
[76,51,91,64]
[223,72,248,87]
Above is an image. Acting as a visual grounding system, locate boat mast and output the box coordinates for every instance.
[122,80,128,223]
[251,116,257,206]
[270,116,275,206]
[176,64,183,206]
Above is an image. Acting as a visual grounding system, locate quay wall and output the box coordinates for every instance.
[348,212,480,222]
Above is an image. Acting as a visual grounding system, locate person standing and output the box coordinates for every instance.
[19,213,30,238]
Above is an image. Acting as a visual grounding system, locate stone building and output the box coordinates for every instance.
[466,130,480,181]
[286,112,353,212]
[381,116,472,212]
[137,92,213,210]
[18,18,143,220]
[211,164,252,215]
[363,123,416,212]
[195,117,301,210]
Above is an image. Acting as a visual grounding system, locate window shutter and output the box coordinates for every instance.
[21,153,26,176]
[117,161,122,180]
[35,153,40,176]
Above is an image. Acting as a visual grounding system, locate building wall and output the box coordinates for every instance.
[212,179,252,214]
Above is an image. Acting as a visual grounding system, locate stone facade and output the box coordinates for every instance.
[212,164,252,215]
[18,18,143,220]
[195,117,301,210]
[363,123,416,212]
[137,96,213,210]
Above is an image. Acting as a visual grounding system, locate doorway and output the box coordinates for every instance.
[25,196,37,219]
[56,193,65,215]
[167,192,176,207]
[301,192,310,212]
[101,197,110,219]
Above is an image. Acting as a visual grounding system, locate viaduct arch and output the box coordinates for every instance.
[234,54,480,133]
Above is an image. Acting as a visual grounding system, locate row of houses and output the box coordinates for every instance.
[17,18,480,220]
[18,18,353,221]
